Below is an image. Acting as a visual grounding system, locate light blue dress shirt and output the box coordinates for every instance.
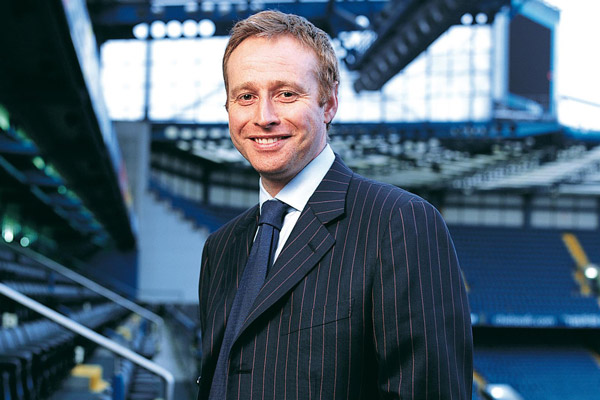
[258,144,335,262]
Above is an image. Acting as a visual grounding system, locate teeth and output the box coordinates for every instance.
[255,137,281,144]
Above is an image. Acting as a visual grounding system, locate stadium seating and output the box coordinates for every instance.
[474,345,600,399]
[450,226,600,326]
[149,179,245,232]
[0,245,163,400]
[5,212,600,400]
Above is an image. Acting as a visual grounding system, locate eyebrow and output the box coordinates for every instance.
[230,80,308,97]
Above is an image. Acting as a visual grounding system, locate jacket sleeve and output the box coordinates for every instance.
[197,237,213,400]
[198,237,212,334]
[372,199,473,399]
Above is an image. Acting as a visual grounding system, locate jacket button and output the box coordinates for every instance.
[196,376,201,385]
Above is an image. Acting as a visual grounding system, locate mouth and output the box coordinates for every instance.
[252,136,289,144]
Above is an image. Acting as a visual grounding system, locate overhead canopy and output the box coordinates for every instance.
[0,0,136,252]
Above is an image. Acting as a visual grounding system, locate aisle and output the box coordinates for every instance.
[153,321,198,400]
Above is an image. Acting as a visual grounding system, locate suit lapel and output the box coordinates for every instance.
[239,157,353,334]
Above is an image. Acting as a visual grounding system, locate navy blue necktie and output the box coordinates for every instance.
[209,199,288,399]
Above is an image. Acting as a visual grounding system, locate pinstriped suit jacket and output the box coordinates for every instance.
[198,157,473,399]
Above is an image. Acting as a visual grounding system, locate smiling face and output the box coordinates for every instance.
[225,35,338,196]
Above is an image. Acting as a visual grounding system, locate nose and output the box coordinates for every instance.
[254,97,280,128]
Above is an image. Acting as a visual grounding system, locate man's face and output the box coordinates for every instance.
[225,35,338,196]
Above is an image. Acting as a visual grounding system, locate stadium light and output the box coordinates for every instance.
[461,13,473,25]
[490,387,506,398]
[485,383,524,399]
[584,264,599,280]
[166,20,183,38]
[182,20,198,38]
[2,226,14,243]
[184,1,198,13]
[133,23,149,40]
[150,21,167,39]
[355,15,370,29]
[198,19,216,37]
[475,13,488,24]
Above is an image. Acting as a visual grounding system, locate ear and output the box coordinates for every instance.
[323,83,339,124]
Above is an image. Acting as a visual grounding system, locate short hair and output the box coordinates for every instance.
[222,10,339,107]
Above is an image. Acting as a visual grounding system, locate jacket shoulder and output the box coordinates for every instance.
[205,205,258,246]
[349,172,430,211]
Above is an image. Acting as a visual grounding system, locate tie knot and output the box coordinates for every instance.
[259,199,288,231]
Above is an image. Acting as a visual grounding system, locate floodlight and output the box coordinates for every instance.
[182,20,198,37]
[198,19,216,37]
[133,23,149,40]
[486,383,525,399]
[166,20,183,38]
[184,1,198,13]
[150,21,166,39]
[585,265,599,280]
[2,227,14,243]
[202,1,215,12]
[355,15,370,29]
[461,13,473,25]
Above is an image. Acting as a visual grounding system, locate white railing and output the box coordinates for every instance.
[0,282,175,400]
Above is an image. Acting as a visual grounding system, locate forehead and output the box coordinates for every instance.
[226,35,319,87]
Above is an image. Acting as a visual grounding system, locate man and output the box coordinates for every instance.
[198,10,472,399]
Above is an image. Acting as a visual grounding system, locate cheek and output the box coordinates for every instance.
[228,112,247,138]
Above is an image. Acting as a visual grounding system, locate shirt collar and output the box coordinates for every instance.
[259,144,335,212]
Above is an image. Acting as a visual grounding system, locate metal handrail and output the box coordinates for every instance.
[0,282,175,400]
[3,243,164,331]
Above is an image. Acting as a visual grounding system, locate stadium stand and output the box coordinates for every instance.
[474,345,600,400]
[2,0,600,399]
[450,226,600,327]
[162,303,202,383]
[0,244,168,400]
[149,179,245,232]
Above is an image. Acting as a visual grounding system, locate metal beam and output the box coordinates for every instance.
[347,0,509,91]
[88,0,387,41]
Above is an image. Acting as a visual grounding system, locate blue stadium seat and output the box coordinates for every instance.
[450,226,600,326]
[149,179,245,231]
[475,345,600,400]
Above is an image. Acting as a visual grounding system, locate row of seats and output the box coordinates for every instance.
[112,317,162,400]
[450,226,600,322]
[2,281,101,303]
[47,312,162,400]
[474,345,600,400]
[1,244,171,400]
[0,261,70,286]
[149,179,245,232]
[0,302,128,400]
[163,303,202,386]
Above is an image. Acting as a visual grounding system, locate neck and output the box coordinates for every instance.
[261,179,286,198]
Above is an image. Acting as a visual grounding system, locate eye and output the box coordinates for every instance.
[278,91,298,102]
[236,93,255,104]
